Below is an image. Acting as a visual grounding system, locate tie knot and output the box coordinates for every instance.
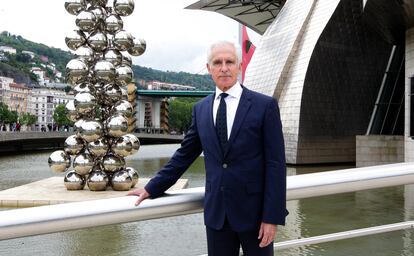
[220,93,228,99]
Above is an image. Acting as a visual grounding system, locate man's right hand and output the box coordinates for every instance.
[127,188,150,206]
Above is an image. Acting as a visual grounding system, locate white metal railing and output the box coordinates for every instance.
[1,162,414,247]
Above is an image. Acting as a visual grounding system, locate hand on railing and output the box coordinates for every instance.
[127,188,150,206]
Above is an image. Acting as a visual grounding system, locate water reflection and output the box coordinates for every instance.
[0,145,413,255]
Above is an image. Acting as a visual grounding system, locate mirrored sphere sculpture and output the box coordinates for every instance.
[58,0,143,191]
[48,150,71,173]
[64,170,86,190]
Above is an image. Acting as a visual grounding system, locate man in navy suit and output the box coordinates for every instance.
[128,41,287,256]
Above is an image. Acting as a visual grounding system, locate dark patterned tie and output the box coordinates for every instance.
[216,93,229,149]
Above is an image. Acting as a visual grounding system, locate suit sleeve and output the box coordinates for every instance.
[145,106,203,198]
[262,98,287,225]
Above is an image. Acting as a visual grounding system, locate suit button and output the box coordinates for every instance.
[222,163,228,168]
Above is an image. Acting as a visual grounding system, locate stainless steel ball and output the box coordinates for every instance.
[66,59,88,84]
[88,137,109,157]
[94,60,115,83]
[102,153,125,172]
[106,114,128,137]
[64,135,85,155]
[73,82,94,95]
[103,48,122,66]
[121,52,132,67]
[64,170,86,190]
[127,83,137,95]
[120,86,128,100]
[89,0,108,7]
[64,0,87,15]
[88,5,106,21]
[74,46,95,64]
[87,31,108,52]
[114,0,135,16]
[73,152,94,176]
[80,120,103,142]
[115,65,133,86]
[87,169,109,191]
[113,30,133,51]
[74,119,85,136]
[65,30,86,51]
[65,100,78,122]
[125,166,139,187]
[102,84,122,105]
[48,150,71,173]
[113,100,133,118]
[74,92,96,114]
[105,14,123,34]
[128,38,146,56]
[112,136,132,157]
[124,134,140,154]
[76,10,97,33]
[110,169,132,191]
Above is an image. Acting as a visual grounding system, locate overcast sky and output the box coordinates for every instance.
[0,0,260,74]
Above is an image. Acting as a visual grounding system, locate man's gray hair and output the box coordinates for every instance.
[207,41,242,65]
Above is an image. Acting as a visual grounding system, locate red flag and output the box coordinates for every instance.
[241,25,256,82]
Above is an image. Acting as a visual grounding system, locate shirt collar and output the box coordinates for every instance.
[215,82,243,100]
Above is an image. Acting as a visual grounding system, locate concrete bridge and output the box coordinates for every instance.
[0,132,184,153]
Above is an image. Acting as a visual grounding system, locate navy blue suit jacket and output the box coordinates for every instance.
[145,87,287,232]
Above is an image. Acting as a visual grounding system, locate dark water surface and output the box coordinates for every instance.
[0,144,413,256]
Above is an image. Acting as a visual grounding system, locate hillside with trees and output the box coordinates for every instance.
[0,31,215,90]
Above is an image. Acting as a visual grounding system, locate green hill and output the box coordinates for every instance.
[0,31,214,90]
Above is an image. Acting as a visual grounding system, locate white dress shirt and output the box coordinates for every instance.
[213,82,243,140]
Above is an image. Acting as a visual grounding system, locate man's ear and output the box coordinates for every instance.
[206,63,211,74]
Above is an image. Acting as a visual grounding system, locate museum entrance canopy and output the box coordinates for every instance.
[185,0,286,34]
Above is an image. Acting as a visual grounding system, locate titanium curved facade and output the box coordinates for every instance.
[245,0,406,164]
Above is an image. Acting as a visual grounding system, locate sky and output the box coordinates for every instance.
[0,0,261,74]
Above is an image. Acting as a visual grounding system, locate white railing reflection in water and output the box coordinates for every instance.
[1,162,414,251]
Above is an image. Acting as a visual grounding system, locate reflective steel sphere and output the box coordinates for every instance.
[87,169,109,191]
[114,0,135,16]
[88,137,109,157]
[64,135,85,155]
[74,46,95,64]
[80,120,103,142]
[74,119,85,136]
[106,114,128,137]
[65,100,78,122]
[73,82,94,95]
[112,136,132,156]
[105,14,123,34]
[111,169,132,191]
[65,30,86,51]
[121,52,132,67]
[88,31,108,52]
[113,100,133,118]
[88,6,106,21]
[113,30,133,51]
[103,48,122,66]
[65,0,87,15]
[125,166,139,187]
[94,60,115,83]
[73,152,94,175]
[64,170,86,190]
[128,38,146,56]
[116,65,133,86]
[66,59,89,84]
[75,10,98,33]
[48,150,71,173]
[89,0,108,7]
[127,83,137,95]
[102,153,125,172]
[124,133,140,154]
[102,84,122,105]
[74,92,96,114]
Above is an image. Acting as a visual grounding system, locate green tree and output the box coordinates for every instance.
[53,104,73,127]
[168,98,197,133]
[20,112,37,125]
[5,110,18,124]
[0,102,9,123]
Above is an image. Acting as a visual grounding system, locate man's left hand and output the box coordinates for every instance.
[258,222,277,248]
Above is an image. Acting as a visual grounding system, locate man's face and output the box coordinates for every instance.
[207,44,241,92]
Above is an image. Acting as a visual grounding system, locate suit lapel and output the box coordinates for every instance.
[205,93,224,156]
[224,88,252,158]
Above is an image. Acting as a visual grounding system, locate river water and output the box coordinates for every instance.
[0,144,413,256]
